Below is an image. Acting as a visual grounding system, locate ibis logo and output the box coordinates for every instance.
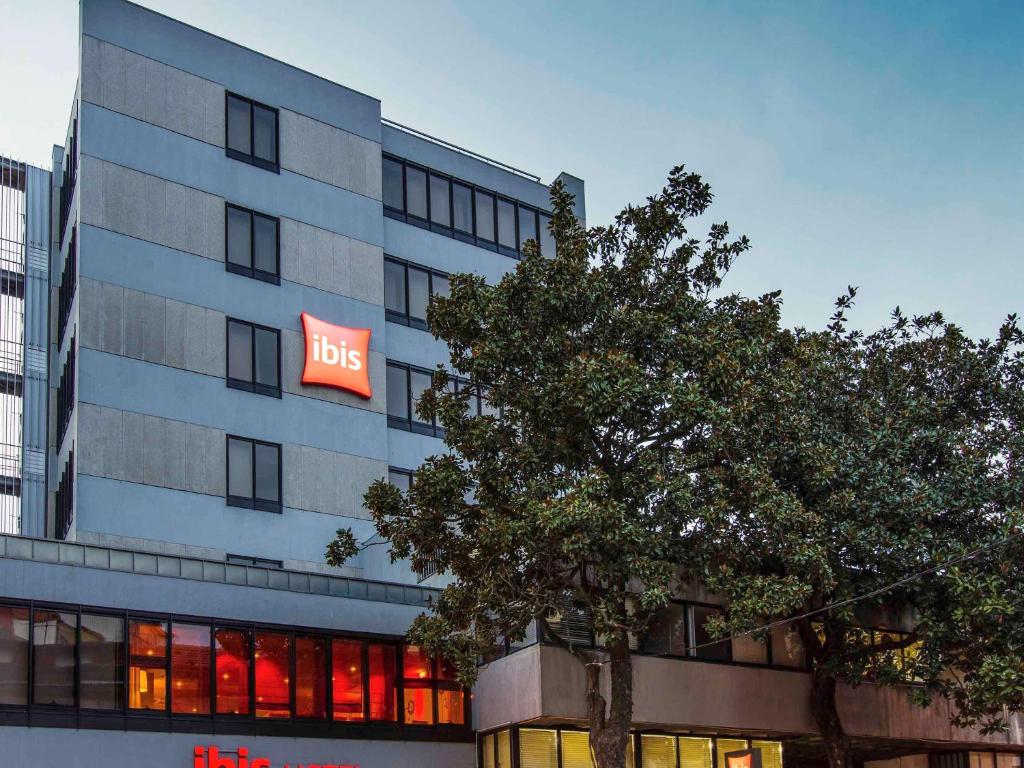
[194,745,358,768]
[301,312,372,398]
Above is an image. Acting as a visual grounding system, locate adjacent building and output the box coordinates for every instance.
[0,2,1019,768]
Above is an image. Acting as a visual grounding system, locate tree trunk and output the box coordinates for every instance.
[587,635,634,768]
[809,670,852,768]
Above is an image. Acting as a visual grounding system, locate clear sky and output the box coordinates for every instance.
[2,0,1020,337]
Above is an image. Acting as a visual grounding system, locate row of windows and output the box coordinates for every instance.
[386,361,499,437]
[383,155,556,259]
[384,256,450,329]
[0,603,466,728]
[57,227,76,348]
[54,451,74,541]
[58,115,78,244]
[56,337,76,450]
[485,726,783,768]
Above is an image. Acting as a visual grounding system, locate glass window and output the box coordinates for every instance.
[171,623,210,714]
[254,443,280,504]
[437,662,464,727]
[497,198,516,250]
[226,206,251,269]
[484,733,496,768]
[254,327,279,390]
[691,605,730,660]
[678,738,713,768]
[384,259,406,316]
[332,639,364,721]
[388,468,412,492]
[641,603,687,655]
[402,645,434,725]
[518,206,538,253]
[432,273,450,300]
[296,636,327,719]
[769,624,805,668]
[252,213,277,275]
[407,267,430,325]
[129,619,167,711]
[520,729,558,768]
[498,729,514,768]
[226,95,251,155]
[405,166,427,220]
[215,628,250,715]
[460,380,480,418]
[641,735,677,768]
[717,739,750,768]
[453,183,473,233]
[383,157,404,211]
[429,174,451,227]
[227,320,253,383]
[386,364,409,421]
[0,605,29,705]
[751,742,783,768]
[227,437,253,499]
[367,643,396,721]
[539,213,555,258]
[252,104,277,165]
[32,609,77,706]
[561,730,594,768]
[254,632,290,718]
[475,190,495,242]
[79,613,124,710]
[410,370,433,428]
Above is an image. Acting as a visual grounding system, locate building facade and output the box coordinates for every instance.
[0,2,1019,768]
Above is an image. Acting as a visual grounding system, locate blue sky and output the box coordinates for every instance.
[2,0,1020,336]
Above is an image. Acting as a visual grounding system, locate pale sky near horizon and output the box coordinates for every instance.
[1,0,1020,338]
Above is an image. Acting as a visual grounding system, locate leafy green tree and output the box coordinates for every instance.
[696,294,1024,768]
[329,167,787,768]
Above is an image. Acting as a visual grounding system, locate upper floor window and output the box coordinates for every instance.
[383,257,449,330]
[226,435,281,513]
[382,154,555,259]
[226,203,280,284]
[226,93,279,172]
[56,337,76,449]
[226,318,280,398]
[57,227,77,347]
[387,360,497,436]
[388,467,413,492]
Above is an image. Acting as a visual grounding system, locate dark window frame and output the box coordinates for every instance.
[225,203,281,285]
[382,154,554,259]
[383,256,450,330]
[225,92,280,173]
[226,435,282,514]
[225,317,282,398]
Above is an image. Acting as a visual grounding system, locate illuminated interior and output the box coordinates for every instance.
[332,639,363,721]
[295,636,327,718]
[254,632,290,718]
[215,628,250,715]
[171,623,210,714]
[128,619,167,710]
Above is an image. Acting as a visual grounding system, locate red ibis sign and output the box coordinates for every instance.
[194,745,358,768]
[301,312,372,398]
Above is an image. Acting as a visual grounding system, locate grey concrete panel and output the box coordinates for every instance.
[279,216,384,305]
[123,287,146,359]
[279,109,381,201]
[82,35,224,147]
[101,280,124,354]
[163,417,186,490]
[349,238,385,305]
[122,409,145,483]
[142,290,166,363]
[78,277,102,352]
[164,297,187,368]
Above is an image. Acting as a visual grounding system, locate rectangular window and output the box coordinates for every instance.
[520,729,558,768]
[254,632,291,719]
[475,190,496,244]
[226,92,278,171]
[410,369,434,432]
[405,165,428,221]
[453,182,473,235]
[436,657,465,725]
[383,257,451,329]
[497,198,517,255]
[407,266,430,327]
[539,213,556,258]
[215,627,251,715]
[227,436,281,513]
[383,156,404,213]
[80,613,125,710]
[56,336,76,449]
[402,645,434,725]
[641,735,677,768]
[716,739,750,768]
[225,204,279,284]
[296,636,327,719]
[32,609,77,706]
[0,604,29,705]
[388,467,413,492]
[129,619,167,711]
[367,643,396,721]
[332,639,364,721]
[640,603,687,655]
[171,623,211,714]
[384,259,407,318]
[226,318,280,397]
[768,624,805,668]
[518,206,538,255]
[690,605,730,661]
[429,173,451,229]
[387,361,445,437]
[58,227,77,347]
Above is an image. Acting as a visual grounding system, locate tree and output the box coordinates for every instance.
[328,167,788,768]
[695,293,1024,768]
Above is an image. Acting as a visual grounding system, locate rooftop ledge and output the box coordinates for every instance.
[0,533,438,609]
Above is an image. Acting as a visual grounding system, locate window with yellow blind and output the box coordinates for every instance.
[716,738,750,768]
[752,741,783,768]
[497,729,513,768]
[562,730,595,768]
[520,729,559,768]
[641,735,677,768]
[679,737,714,768]
[483,734,496,768]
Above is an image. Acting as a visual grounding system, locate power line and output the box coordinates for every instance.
[684,528,1024,654]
